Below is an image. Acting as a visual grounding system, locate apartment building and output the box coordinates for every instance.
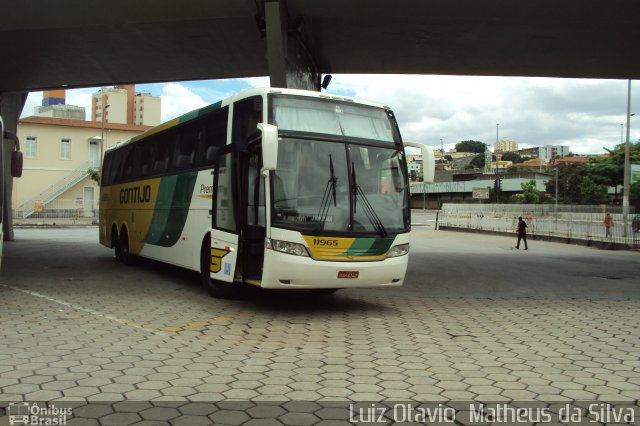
[92,84,161,127]
[518,145,570,161]
[494,138,518,153]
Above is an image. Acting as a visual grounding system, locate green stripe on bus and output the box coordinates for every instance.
[343,237,394,257]
[143,172,198,247]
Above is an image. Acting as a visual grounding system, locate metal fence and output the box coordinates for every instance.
[439,203,640,247]
[13,198,97,225]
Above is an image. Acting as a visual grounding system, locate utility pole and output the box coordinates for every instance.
[623,80,632,238]
[495,124,500,203]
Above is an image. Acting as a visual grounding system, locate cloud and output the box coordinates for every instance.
[160,83,208,122]
[20,75,640,156]
[326,75,640,155]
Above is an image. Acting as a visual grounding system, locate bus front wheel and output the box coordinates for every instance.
[200,237,238,299]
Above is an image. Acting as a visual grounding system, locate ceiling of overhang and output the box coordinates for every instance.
[1,0,639,93]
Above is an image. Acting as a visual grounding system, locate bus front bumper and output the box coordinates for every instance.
[259,249,408,289]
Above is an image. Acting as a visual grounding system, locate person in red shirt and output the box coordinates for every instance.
[603,213,613,238]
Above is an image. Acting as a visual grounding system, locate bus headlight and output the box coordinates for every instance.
[265,238,309,257]
[386,243,409,258]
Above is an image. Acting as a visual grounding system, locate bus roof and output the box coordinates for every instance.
[105,87,392,153]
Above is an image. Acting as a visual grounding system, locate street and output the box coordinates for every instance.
[0,227,639,425]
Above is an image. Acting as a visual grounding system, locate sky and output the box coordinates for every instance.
[21,75,640,155]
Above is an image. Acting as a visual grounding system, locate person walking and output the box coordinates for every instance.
[515,216,528,250]
[603,213,613,238]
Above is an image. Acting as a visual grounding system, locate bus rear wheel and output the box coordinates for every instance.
[200,237,239,299]
[119,228,136,266]
[113,228,123,262]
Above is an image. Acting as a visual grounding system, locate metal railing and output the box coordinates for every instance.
[13,197,97,225]
[439,203,640,247]
[15,162,93,218]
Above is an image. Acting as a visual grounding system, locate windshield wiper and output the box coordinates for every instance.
[316,155,338,232]
[351,162,387,237]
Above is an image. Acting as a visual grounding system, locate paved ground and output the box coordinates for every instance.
[0,226,639,425]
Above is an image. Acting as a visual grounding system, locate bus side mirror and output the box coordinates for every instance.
[4,131,23,177]
[403,141,435,183]
[258,123,278,171]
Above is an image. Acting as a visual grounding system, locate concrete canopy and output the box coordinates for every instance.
[1,0,639,93]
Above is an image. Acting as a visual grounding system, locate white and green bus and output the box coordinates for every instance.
[99,88,434,298]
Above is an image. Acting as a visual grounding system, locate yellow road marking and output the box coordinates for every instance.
[159,312,254,332]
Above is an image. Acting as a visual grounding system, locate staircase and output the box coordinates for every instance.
[17,161,95,218]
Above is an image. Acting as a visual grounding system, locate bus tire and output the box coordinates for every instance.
[113,226,123,262]
[200,237,238,299]
[120,227,136,266]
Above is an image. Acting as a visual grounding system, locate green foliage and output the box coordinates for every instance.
[88,168,101,185]
[511,180,546,204]
[455,140,487,154]
[578,177,608,204]
[542,142,640,205]
[501,152,523,164]
[467,154,486,169]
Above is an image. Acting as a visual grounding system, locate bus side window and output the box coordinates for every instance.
[102,153,112,185]
[137,141,152,178]
[174,123,199,171]
[232,97,262,146]
[151,131,174,174]
[122,146,138,181]
[197,107,228,167]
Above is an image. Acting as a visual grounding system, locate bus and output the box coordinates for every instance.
[99,88,434,298]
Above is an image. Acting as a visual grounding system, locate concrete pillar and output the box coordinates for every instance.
[264,0,321,91]
[0,92,27,241]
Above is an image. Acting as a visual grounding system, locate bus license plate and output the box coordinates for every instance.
[338,271,359,279]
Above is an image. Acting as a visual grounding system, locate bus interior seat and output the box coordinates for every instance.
[176,154,191,169]
[153,159,167,173]
[206,146,216,162]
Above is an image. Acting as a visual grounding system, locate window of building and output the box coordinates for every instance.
[25,136,37,158]
[60,138,71,160]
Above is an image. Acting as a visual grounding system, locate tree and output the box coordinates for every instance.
[466,154,486,169]
[511,180,546,204]
[544,142,640,205]
[501,152,523,164]
[578,177,608,204]
[455,140,487,154]
[88,168,101,185]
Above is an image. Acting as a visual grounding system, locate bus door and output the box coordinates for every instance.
[210,146,239,283]
[241,143,265,280]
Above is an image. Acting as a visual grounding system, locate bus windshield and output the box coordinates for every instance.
[271,95,398,143]
[271,138,409,234]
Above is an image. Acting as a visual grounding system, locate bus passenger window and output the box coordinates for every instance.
[150,132,174,174]
[174,125,199,171]
[196,107,228,167]
[138,141,152,178]
[232,97,262,145]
